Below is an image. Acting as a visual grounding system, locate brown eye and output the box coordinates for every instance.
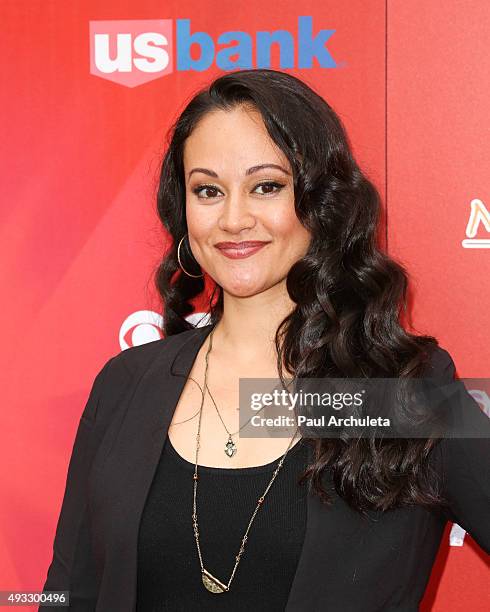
[254,181,285,195]
[192,184,222,199]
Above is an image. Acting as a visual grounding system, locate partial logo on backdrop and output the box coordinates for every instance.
[119,310,211,349]
[462,198,490,248]
[89,16,340,87]
[119,310,164,349]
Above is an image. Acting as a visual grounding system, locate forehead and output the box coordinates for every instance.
[183,106,290,174]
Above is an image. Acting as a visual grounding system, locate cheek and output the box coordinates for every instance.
[186,202,214,238]
[269,207,311,257]
[267,206,306,239]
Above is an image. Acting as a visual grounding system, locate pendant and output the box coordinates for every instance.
[202,568,229,593]
[224,435,237,458]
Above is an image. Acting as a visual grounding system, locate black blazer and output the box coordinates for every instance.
[40,324,490,611]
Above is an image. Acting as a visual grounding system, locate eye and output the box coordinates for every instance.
[191,184,223,199]
[191,181,285,200]
[253,181,286,195]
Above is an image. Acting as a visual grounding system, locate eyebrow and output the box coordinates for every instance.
[187,163,291,180]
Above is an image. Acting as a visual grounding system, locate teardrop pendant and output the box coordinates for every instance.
[224,434,237,458]
[202,568,229,593]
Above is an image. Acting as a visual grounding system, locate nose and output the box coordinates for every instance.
[217,190,256,233]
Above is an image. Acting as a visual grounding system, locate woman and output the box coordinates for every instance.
[40,69,490,611]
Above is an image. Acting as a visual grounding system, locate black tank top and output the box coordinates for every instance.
[136,435,310,611]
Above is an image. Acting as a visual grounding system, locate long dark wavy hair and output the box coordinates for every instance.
[155,68,444,515]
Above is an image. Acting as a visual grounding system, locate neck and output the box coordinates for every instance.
[211,280,295,365]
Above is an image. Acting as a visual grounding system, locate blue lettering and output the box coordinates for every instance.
[176,19,214,71]
[216,31,252,70]
[298,15,336,68]
[256,30,294,68]
[176,16,338,72]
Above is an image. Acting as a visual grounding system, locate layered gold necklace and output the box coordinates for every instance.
[192,326,300,593]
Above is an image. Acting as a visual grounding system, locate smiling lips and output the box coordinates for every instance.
[214,240,270,259]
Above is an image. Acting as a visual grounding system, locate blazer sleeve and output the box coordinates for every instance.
[39,355,118,611]
[431,347,490,554]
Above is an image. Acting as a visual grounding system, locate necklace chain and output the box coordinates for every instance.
[192,325,300,593]
[205,382,245,437]
[172,335,269,458]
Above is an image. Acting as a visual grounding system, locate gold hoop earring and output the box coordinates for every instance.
[177,233,204,278]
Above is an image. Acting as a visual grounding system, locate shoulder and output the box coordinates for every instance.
[424,345,457,382]
[82,327,200,424]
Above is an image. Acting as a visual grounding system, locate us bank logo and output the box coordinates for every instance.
[89,16,339,88]
[462,198,490,248]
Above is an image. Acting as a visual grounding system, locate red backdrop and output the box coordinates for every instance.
[1,1,488,609]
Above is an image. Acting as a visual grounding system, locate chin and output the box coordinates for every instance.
[220,278,268,298]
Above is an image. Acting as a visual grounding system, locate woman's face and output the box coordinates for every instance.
[183,105,311,297]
